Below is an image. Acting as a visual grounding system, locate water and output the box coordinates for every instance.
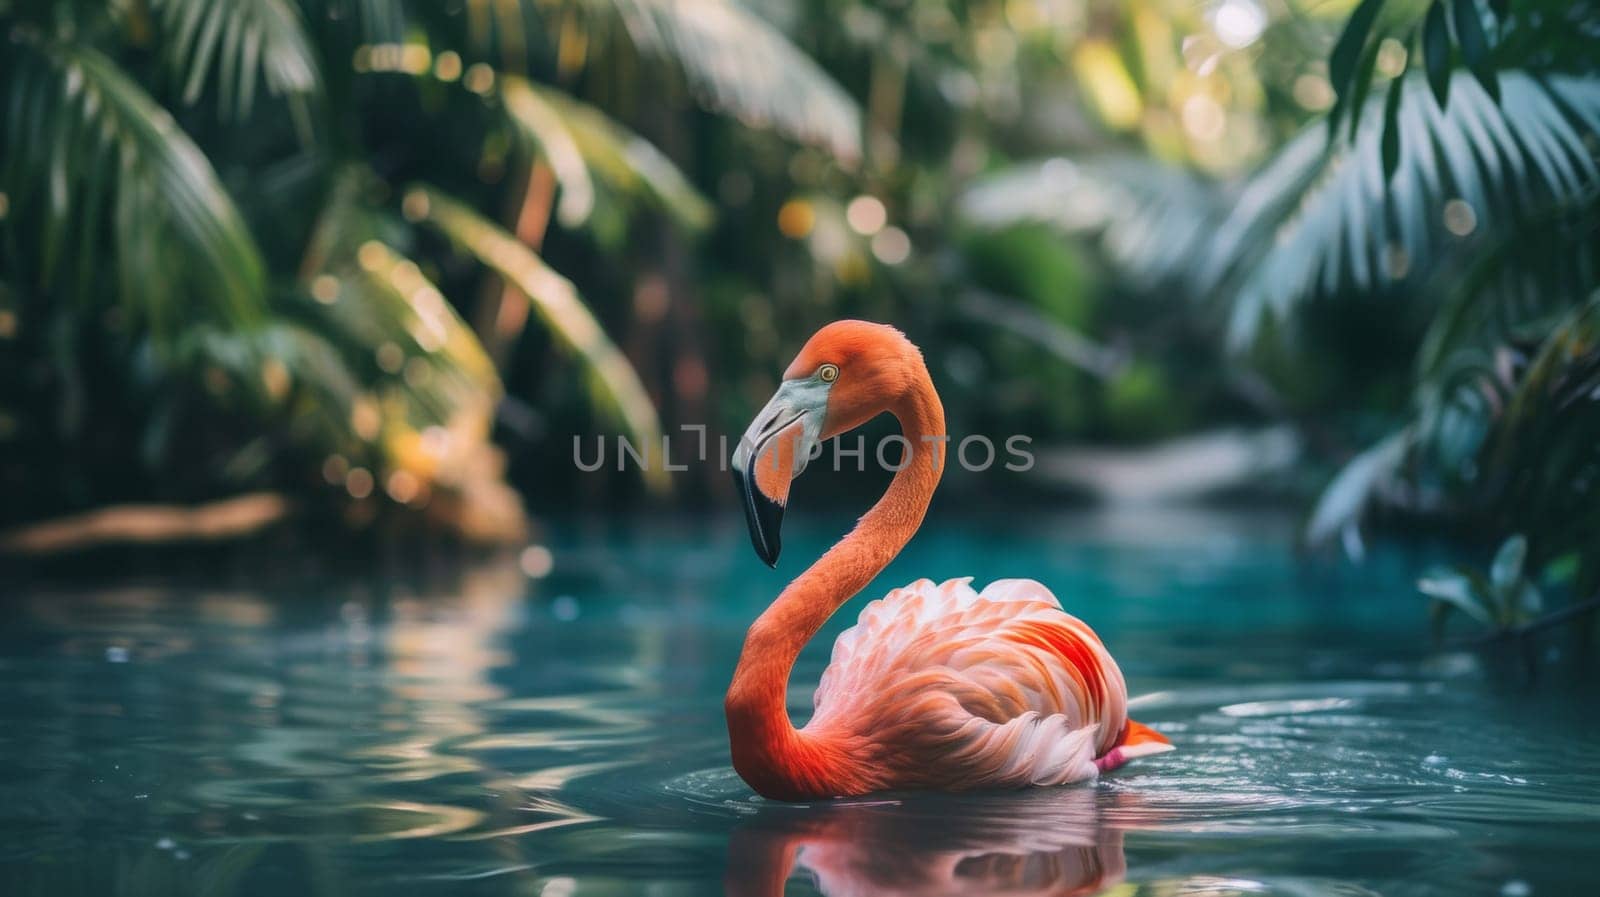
[3,509,1597,896]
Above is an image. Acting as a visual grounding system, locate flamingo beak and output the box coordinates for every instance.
[731,379,828,567]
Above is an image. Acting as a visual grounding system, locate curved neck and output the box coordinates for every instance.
[726,373,945,798]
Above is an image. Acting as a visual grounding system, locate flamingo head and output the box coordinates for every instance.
[732,320,924,566]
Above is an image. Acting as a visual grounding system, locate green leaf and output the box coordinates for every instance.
[1215,72,1600,347]
[1306,431,1409,547]
[1381,65,1407,182]
[1423,1,1452,106]
[1517,583,1544,618]
[464,0,862,163]
[958,155,1224,290]
[1450,0,1500,101]
[148,0,320,118]
[499,76,597,229]
[410,186,669,493]
[1345,40,1383,143]
[1328,0,1388,138]
[1490,533,1528,592]
[499,76,712,233]
[2,39,268,340]
[1543,553,1580,587]
[1419,572,1495,626]
[1332,0,1388,100]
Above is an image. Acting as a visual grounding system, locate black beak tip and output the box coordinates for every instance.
[732,466,784,568]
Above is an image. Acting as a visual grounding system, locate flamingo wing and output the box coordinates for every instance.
[806,578,1169,791]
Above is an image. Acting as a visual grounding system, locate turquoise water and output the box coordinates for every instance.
[3,510,1597,896]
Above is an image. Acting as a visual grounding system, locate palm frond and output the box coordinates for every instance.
[147,0,320,119]
[1215,71,1600,349]
[408,185,669,493]
[182,318,363,451]
[185,248,505,491]
[959,156,1224,289]
[601,0,860,163]
[1416,193,1600,388]
[499,75,713,232]
[332,240,501,415]
[1305,430,1410,552]
[0,37,267,340]
[1474,296,1600,563]
[299,171,501,427]
[1320,195,1600,554]
[1327,0,1600,141]
[297,165,391,281]
[467,0,861,163]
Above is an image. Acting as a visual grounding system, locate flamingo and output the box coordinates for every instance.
[727,320,1171,801]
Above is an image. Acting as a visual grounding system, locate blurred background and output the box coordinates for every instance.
[1,0,1598,627]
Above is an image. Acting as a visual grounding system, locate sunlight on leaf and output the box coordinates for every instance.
[1072,41,1144,131]
[464,0,861,163]
[411,186,669,494]
[500,75,712,232]
[500,75,598,228]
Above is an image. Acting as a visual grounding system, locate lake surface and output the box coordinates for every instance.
[3,510,1597,896]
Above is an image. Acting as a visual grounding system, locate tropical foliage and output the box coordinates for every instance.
[958,0,1600,645]
[0,0,860,535]
[1299,0,1600,641]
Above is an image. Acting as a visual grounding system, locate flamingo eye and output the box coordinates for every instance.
[818,364,839,383]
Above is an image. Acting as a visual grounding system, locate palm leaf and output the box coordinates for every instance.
[1336,192,1600,552]
[332,0,861,160]
[466,0,861,163]
[1419,571,1496,627]
[408,185,668,493]
[1326,0,1387,140]
[595,0,860,161]
[499,75,713,232]
[959,155,1224,290]
[183,318,364,451]
[1215,71,1600,349]
[1399,281,1600,570]
[299,170,502,425]
[331,240,501,417]
[147,0,320,119]
[1415,192,1600,388]
[0,37,267,340]
[185,258,504,479]
[1306,429,1410,549]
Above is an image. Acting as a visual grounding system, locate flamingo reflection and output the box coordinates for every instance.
[724,786,1133,897]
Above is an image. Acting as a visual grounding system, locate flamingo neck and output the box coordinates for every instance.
[726,374,945,799]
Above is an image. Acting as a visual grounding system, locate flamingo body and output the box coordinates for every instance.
[803,577,1169,792]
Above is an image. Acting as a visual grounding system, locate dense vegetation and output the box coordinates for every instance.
[1,0,1597,640]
